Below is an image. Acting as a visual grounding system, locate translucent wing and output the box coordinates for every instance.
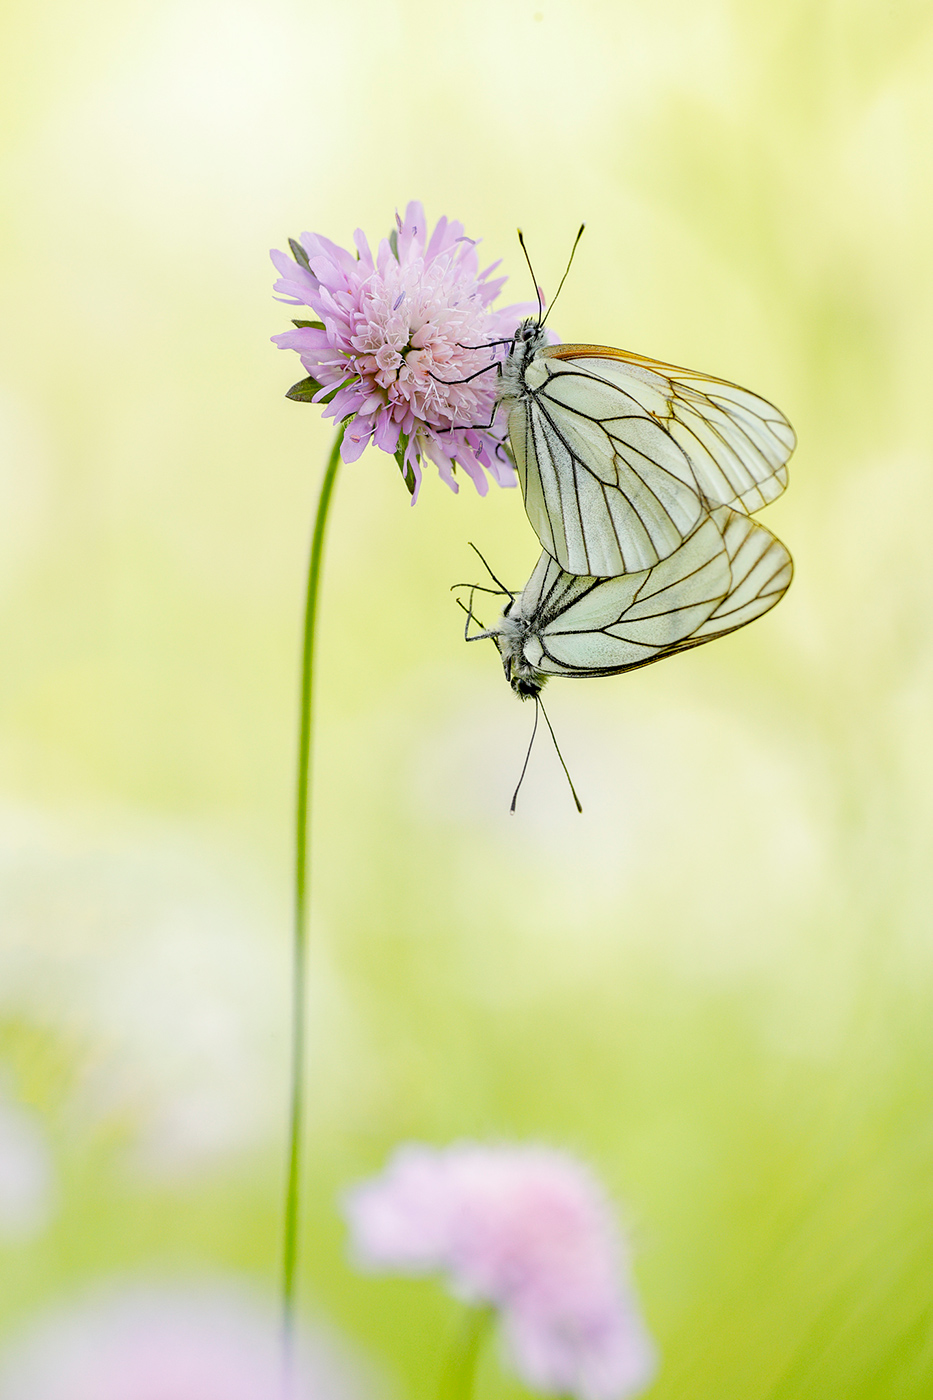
[507,367,704,578]
[548,345,795,514]
[503,508,791,683]
[517,514,732,677]
[665,506,793,653]
[506,339,795,578]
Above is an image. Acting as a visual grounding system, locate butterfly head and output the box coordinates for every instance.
[509,669,545,699]
[499,318,551,404]
[513,317,550,355]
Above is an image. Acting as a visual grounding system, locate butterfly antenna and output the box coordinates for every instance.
[542,223,585,327]
[516,229,544,325]
[468,542,515,600]
[537,695,583,813]
[510,696,541,814]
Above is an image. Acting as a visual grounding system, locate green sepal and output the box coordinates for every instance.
[286,376,324,403]
[291,319,326,330]
[287,375,354,407]
[289,238,311,272]
[388,228,399,261]
[395,432,416,495]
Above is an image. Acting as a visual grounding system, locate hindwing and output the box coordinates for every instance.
[510,507,791,681]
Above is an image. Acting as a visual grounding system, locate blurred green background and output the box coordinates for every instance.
[1,0,933,1394]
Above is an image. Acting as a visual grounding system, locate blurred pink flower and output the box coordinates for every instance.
[0,1281,366,1400]
[343,1143,656,1400]
[272,201,528,503]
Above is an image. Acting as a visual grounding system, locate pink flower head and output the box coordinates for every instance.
[342,1143,656,1400]
[271,202,529,503]
[0,1281,365,1400]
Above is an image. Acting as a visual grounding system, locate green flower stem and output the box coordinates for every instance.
[440,1307,494,1400]
[283,425,344,1357]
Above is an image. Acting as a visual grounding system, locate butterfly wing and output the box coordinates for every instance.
[545,344,796,514]
[508,342,795,577]
[512,508,791,680]
[507,365,704,578]
[518,514,732,677]
[665,506,793,651]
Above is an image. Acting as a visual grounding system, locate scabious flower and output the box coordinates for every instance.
[342,1143,657,1400]
[271,202,528,503]
[0,1281,366,1400]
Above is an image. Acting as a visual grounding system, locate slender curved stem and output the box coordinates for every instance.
[439,1307,493,1400]
[282,426,344,1365]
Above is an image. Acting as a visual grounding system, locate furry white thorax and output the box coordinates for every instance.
[493,601,548,699]
[497,318,551,406]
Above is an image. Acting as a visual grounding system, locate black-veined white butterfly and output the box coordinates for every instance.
[458,505,791,811]
[488,227,796,577]
[464,506,792,700]
[497,323,796,578]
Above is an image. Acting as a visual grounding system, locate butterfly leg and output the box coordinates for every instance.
[434,358,505,434]
[428,361,501,387]
[436,392,505,438]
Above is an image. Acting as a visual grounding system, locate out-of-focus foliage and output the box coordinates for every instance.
[1,1,932,1396]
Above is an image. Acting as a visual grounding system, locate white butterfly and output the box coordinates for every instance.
[466,506,793,700]
[497,320,796,578]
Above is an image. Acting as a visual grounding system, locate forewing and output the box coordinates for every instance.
[509,368,703,578]
[521,515,731,677]
[545,344,795,518]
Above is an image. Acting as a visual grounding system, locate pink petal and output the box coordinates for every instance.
[372,414,401,454]
[396,201,426,262]
[424,216,452,263]
[407,455,424,504]
[449,441,489,496]
[352,227,375,271]
[303,232,359,277]
[340,424,372,464]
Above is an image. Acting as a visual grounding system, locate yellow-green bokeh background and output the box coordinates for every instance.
[2,0,933,1394]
